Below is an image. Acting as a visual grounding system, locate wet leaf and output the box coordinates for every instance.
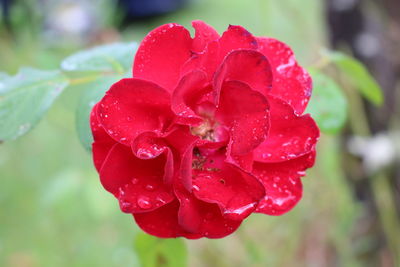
[75,76,121,151]
[327,51,383,106]
[134,233,187,267]
[306,69,347,134]
[0,68,69,141]
[61,42,138,73]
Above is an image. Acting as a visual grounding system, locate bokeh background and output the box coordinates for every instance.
[1,0,399,266]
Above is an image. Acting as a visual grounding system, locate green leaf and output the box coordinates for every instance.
[66,42,136,151]
[306,69,348,134]
[0,68,69,141]
[75,76,120,151]
[61,42,138,74]
[327,51,383,106]
[134,233,187,267]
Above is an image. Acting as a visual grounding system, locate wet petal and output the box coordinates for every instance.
[171,70,209,125]
[226,141,254,172]
[175,189,241,238]
[253,96,319,163]
[218,25,258,62]
[191,20,220,53]
[214,49,272,101]
[97,78,174,146]
[133,23,192,92]
[257,37,312,114]
[90,103,116,172]
[99,143,174,213]
[182,25,258,79]
[132,126,198,186]
[192,163,265,221]
[134,200,202,239]
[215,81,269,155]
[130,131,175,185]
[254,152,315,215]
[131,132,167,160]
[164,126,199,191]
[181,41,220,80]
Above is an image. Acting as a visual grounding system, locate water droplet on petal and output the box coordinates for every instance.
[120,200,132,212]
[145,184,155,191]
[156,196,167,205]
[137,196,152,209]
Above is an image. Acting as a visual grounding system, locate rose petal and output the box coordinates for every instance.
[254,151,315,215]
[215,81,269,155]
[192,163,265,221]
[97,78,174,146]
[218,25,258,61]
[257,37,312,114]
[214,50,272,101]
[191,20,220,53]
[134,200,202,239]
[133,23,192,92]
[175,189,241,238]
[91,103,116,172]
[132,126,199,186]
[182,25,258,79]
[163,126,199,191]
[130,131,175,185]
[181,41,219,80]
[171,70,209,125]
[131,132,167,160]
[225,140,254,172]
[253,96,319,162]
[99,143,174,213]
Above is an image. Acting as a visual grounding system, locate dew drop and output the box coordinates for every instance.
[263,153,272,158]
[137,196,152,209]
[145,184,155,191]
[120,201,132,212]
[156,196,167,205]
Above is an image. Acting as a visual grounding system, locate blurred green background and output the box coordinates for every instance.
[1,0,399,266]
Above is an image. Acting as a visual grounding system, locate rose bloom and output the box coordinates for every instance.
[90,21,319,238]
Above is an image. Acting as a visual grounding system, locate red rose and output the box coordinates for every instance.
[90,21,319,238]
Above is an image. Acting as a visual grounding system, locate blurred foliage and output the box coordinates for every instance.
[134,233,187,267]
[325,51,384,106]
[306,69,348,134]
[0,68,68,140]
[0,0,396,267]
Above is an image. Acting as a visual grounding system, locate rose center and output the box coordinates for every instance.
[190,120,216,141]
